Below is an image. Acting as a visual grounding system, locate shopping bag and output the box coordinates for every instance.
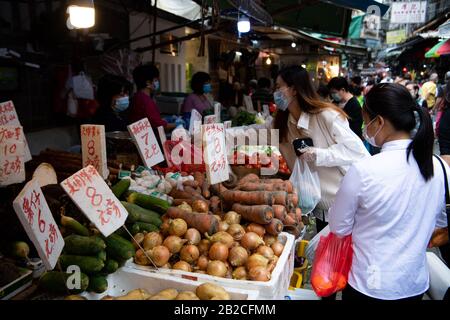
[305,225,330,266]
[311,232,353,297]
[72,72,94,100]
[289,158,321,215]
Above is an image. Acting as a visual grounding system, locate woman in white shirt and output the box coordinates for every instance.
[329,83,448,300]
[272,66,369,232]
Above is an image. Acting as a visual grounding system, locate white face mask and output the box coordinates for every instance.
[363,117,383,147]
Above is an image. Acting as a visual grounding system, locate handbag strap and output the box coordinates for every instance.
[433,155,450,228]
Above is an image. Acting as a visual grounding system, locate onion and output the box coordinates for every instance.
[246,254,269,270]
[228,246,248,267]
[192,200,209,213]
[263,235,277,247]
[177,202,192,213]
[180,244,200,264]
[207,260,228,277]
[218,221,229,232]
[256,246,274,260]
[209,242,229,262]
[197,255,209,270]
[132,233,145,250]
[232,266,247,280]
[163,235,187,254]
[248,266,271,281]
[224,211,241,225]
[143,232,163,251]
[241,232,265,251]
[268,256,278,272]
[206,231,234,248]
[169,218,188,237]
[198,239,211,256]
[246,223,266,237]
[271,242,284,257]
[184,228,201,245]
[147,245,170,267]
[161,263,171,269]
[173,261,192,272]
[134,249,149,265]
[160,220,171,236]
[227,224,245,241]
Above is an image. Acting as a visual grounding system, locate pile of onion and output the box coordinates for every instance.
[169,219,187,237]
[209,242,229,262]
[207,260,228,277]
[241,232,265,251]
[184,228,201,245]
[163,236,187,254]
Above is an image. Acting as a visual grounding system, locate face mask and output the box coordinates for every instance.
[113,96,129,112]
[273,90,290,111]
[363,117,383,147]
[203,83,212,94]
[331,92,341,102]
[152,80,160,92]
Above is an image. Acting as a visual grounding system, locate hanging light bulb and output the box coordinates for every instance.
[291,42,297,48]
[237,15,251,33]
[266,57,272,65]
[67,0,95,29]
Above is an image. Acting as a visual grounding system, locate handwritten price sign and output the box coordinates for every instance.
[81,125,109,179]
[0,101,32,162]
[204,115,217,124]
[203,123,229,185]
[13,179,64,270]
[128,118,164,168]
[0,126,26,186]
[60,165,128,237]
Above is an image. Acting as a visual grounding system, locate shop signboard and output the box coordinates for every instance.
[391,2,427,24]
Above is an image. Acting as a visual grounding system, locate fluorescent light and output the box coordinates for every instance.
[235,51,242,56]
[237,15,251,33]
[291,42,297,48]
[266,57,272,65]
[301,64,306,69]
[67,1,95,29]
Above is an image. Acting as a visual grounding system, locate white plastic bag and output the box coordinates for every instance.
[289,158,321,215]
[72,72,94,100]
[305,225,330,266]
[66,91,78,117]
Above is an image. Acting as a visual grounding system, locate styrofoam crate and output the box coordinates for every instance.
[127,232,296,300]
[284,288,320,300]
[81,267,258,300]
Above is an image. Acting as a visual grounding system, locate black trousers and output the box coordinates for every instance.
[439,243,450,266]
[315,217,328,233]
[341,285,424,301]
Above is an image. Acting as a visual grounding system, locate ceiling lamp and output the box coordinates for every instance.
[67,0,95,29]
[266,57,272,65]
[291,42,297,48]
[237,15,251,33]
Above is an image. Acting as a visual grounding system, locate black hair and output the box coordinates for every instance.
[97,74,132,110]
[191,72,211,94]
[133,64,160,90]
[352,85,362,96]
[258,77,271,89]
[317,83,330,99]
[351,76,362,86]
[328,77,350,92]
[364,83,434,181]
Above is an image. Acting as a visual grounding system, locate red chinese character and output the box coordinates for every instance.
[48,223,58,243]
[97,208,111,225]
[106,198,121,219]
[22,197,34,226]
[45,239,53,258]
[0,115,7,125]
[2,159,11,175]
[10,156,22,174]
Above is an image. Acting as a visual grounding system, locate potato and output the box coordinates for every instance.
[64,295,87,300]
[176,291,200,300]
[115,289,151,300]
[196,283,230,300]
[149,288,178,300]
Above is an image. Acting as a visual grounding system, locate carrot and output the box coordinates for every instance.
[231,204,273,224]
[210,183,228,196]
[287,193,299,208]
[166,207,219,235]
[209,196,221,214]
[246,223,266,237]
[193,171,205,186]
[295,208,302,223]
[271,191,288,206]
[169,189,192,199]
[202,179,211,199]
[272,205,287,221]
[238,182,293,193]
[182,180,199,188]
[260,178,284,184]
[265,218,283,236]
[223,190,274,206]
[283,214,296,226]
[184,186,205,200]
[237,173,260,185]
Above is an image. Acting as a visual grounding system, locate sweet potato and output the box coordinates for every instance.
[166,207,219,235]
[182,180,199,188]
[231,204,273,224]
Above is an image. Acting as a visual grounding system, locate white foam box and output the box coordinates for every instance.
[284,288,320,300]
[81,267,258,300]
[127,232,296,300]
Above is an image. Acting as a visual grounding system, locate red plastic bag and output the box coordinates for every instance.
[311,233,353,297]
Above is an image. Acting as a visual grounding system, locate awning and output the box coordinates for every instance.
[425,39,450,58]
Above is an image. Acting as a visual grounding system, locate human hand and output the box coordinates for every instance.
[298,147,317,162]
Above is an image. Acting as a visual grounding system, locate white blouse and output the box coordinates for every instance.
[329,139,448,300]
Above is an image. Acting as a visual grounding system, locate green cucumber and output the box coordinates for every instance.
[126,192,169,214]
[64,235,106,255]
[111,179,130,198]
[104,233,135,261]
[87,275,108,293]
[132,222,158,233]
[121,201,162,226]
[129,223,140,236]
[39,271,89,294]
[103,259,119,274]
[59,255,105,274]
[123,201,140,223]
[96,250,107,261]
[60,215,89,236]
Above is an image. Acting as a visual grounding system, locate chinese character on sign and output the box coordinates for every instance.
[127,118,164,168]
[0,126,25,186]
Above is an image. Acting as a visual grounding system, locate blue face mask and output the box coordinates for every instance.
[153,80,160,92]
[113,96,129,112]
[273,90,289,111]
[203,83,212,94]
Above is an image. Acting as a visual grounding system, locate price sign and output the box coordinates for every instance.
[128,118,164,168]
[13,179,64,270]
[204,115,217,124]
[60,165,128,237]
[0,100,32,162]
[0,126,25,186]
[189,109,202,135]
[224,121,232,129]
[81,125,109,179]
[203,123,229,185]
[214,103,221,123]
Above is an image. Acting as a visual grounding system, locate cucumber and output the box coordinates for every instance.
[129,223,140,236]
[103,259,119,274]
[132,222,158,233]
[123,201,140,223]
[104,233,135,261]
[114,227,129,239]
[96,250,107,262]
[64,235,106,255]
[121,201,162,226]
[87,275,108,293]
[111,179,130,198]
[61,215,89,236]
[126,192,169,214]
[59,255,105,274]
[39,271,89,294]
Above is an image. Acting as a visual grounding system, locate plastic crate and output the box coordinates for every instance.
[290,240,309,289]
[81,267,258,300]
[127,232,295,300]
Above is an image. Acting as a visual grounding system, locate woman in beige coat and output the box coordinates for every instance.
[273,66,369,232]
